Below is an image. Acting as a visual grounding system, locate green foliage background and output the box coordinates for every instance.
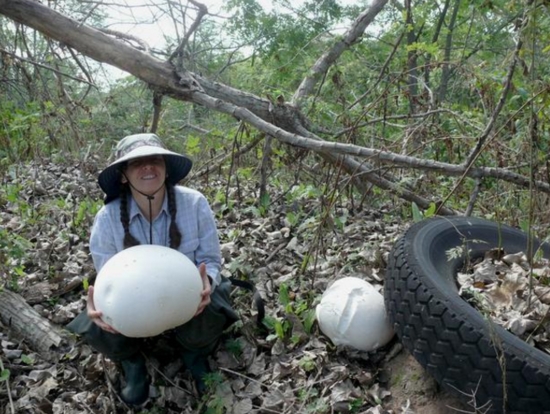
[2,0,550,231]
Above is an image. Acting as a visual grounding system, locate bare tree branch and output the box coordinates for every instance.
[463,38,523,167]
[1,0,547,218]
[436,0,461,103]
[0,48,97,86]
[98,27,151,51]
[348,28,405,110]
[193,135,264,178]
[291,0,389,107]
[151,91,163,133]
[168,0,208,65]
[190,90,550,194]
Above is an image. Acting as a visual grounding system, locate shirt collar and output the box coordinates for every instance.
[129,193,169,221]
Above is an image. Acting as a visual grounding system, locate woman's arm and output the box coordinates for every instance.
[195,195,222,290]
[89,206,119,273]
[87,206,120,332]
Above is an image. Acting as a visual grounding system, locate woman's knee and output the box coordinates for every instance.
[67,311,142,360]
[173,305,227,351]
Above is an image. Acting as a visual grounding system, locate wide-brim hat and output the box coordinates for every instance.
[98,133,192,203]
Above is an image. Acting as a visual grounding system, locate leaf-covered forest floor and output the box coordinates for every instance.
[1,159,470,414]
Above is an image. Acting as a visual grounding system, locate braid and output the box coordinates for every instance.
[120,185,141,249]
[167,184,182,249]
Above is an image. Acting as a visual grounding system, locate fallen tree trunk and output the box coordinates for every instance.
[1,0,548,214]
[0,289,73,362]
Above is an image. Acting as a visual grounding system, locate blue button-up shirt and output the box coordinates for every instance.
[89,186,222,289]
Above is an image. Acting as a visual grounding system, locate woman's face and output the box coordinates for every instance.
[122,155,167,196]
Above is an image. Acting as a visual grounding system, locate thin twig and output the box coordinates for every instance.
[0,48,96,86]
[0,357,15,414]
[292,0,389,107]
[169,0,208,65]
[463,37,523,167]
[77,1,101,27]
[147,357,193,396]
[98,28,151,52]
[67,47,94,103]
[218,367,266,388]
[464,177,482,217]
[447,378,492,414]
[100,355,121,413]
[192,135,263,178]
[347,28,406,110]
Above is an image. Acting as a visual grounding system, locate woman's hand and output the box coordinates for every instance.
[195,263,212,316]
[87,286,119,334]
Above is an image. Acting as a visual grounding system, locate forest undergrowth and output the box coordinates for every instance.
[0,156,418,414]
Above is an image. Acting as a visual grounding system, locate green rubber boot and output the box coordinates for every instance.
[181,351,213,397]
[120,354,149,406]
[188,356,210,396]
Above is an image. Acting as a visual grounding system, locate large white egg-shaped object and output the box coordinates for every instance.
[316,277,394,351]
[94,245,202,338]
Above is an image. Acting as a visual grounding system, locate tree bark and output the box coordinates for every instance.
[1,0,548,211]
[405,0,419,116]
[291,0,389,107]
[0,290,73,362]
[437,0,461,104]
[424,0,450,89]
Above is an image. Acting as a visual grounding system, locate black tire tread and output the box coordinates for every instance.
[384,217,550,414]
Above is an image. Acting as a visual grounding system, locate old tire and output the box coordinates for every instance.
[384,216,550,414]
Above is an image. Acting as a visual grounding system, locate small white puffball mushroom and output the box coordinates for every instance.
[316,277,394,352]
[94,245,203,338]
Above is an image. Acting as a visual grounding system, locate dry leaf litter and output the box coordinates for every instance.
[0,159,406,414]
[3,159,540,413]
[457,248,550,355]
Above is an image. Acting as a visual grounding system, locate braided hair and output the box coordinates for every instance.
[119,182,182,249]
[166,183,182,248]
[120,185,140,248]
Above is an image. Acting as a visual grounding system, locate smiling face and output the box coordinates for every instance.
[122,155,167,197]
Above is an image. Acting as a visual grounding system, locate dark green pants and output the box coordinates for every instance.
[67,277,238,365]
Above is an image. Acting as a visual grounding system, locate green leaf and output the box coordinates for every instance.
[286,211,299,227]
[425,202,436,218]
[0,369,10,381]
[185,135,201,155]
[274,320,285,339]
[303,308,317,334]
[411,202,423,222]
[279,283,290,307]
[259,192,270,209]
[21,354,34,365]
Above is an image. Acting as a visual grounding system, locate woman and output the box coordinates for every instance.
[67,133,238,406]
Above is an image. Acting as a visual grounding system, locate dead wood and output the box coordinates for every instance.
[1,0,549,218]
[0,289,73,362]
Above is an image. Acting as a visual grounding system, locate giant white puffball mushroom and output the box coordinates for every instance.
[93,245,203,338]
[316,277,394,352]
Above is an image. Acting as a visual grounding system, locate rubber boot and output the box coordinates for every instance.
[182,353,211,396]
[189,357,210,396]
[119,353,149,406]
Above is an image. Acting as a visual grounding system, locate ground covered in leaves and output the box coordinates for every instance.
[457,249,550,355]
[1,159,471,414]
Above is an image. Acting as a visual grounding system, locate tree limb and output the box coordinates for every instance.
[0,290,73,362]
[0,48,97,86]
[1,0,547,213]
[168,0,208,65]
[348,28,405,110]
[463,37,523,167]
[191,90,550,193]
[291,0,389,107]
[192,135,264,178]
